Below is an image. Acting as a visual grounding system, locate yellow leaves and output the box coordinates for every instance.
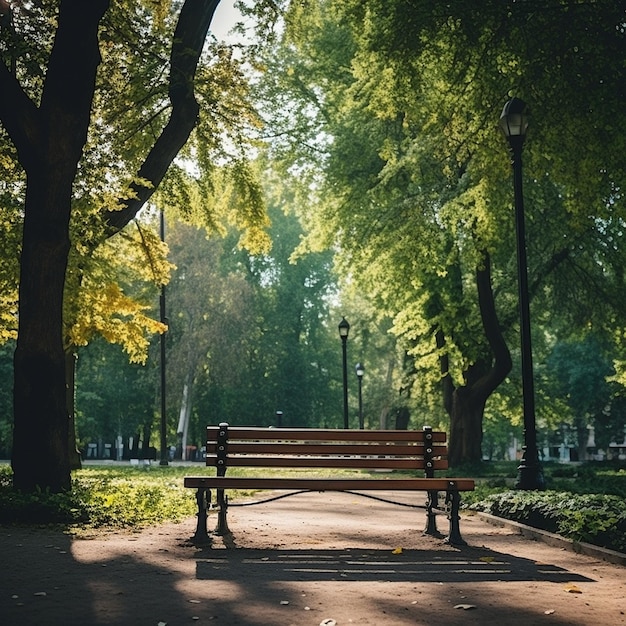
[65,218,170,363]
[0,288,18,344]
[68,281,165,364]
[391,547,403,554]
[564,584,582,594]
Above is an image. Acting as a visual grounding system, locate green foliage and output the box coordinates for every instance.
[544,465,626,499]
[470,489,626,554]
[457,462,626,553]
[75,336,158,450]
[251,0,626,463]
[0,465,196,531]
[164,206,343,440]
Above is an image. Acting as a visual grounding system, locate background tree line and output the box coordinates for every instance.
[0,1,624,487]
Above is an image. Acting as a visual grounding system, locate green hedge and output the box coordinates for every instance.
[470,490,626,554]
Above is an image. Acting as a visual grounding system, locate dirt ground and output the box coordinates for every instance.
[1,490,624,626]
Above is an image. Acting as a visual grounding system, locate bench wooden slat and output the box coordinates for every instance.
[207,426,447,443]
[208,442,446,457]
[203,456,449,470]
[184,476,475,492]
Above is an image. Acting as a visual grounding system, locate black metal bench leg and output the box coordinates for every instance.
[192,488,211,543]
[215,488,230,535]
[423,490,440,537]
[445,489,467,546]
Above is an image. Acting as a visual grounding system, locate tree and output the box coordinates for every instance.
[248,0,626,464]
[0,0,266,492]
[164,220,259,454]
[180,195,342,431]
[75,336,158,457]
[547,334,613,460]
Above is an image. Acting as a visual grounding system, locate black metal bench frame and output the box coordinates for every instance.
[184,422,475,546]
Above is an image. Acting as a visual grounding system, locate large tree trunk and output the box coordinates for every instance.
[447,360,490,466]
[441,253,512,467]
[10,1,110,492]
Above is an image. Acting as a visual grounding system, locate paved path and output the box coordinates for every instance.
[1,490,624,625]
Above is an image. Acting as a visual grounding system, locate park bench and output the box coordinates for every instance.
[184,423,475,545]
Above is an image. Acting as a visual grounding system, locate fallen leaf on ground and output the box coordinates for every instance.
[564,584,583,594]
[545,609,555,615]
[454,604,477,610]
[479,556,495,562]
[392,547,403,554]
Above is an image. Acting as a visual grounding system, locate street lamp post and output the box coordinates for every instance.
[275,410,283,428]
[499,97,545,490]
[355,362,365,429]
[159,209,168,466]
[338,317,350,428]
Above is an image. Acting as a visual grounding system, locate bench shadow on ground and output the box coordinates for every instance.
[194,539,595,585]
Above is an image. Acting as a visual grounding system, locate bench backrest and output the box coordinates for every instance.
[205,423,448,477]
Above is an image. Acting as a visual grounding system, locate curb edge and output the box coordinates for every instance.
[474,511,626,567]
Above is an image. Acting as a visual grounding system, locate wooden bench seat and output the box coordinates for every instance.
[184,423,475,545]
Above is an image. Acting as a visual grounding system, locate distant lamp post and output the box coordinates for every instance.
[338,317,350,428]
[275,410,283,428]
[499,97,545,490]
[355,362,365,429]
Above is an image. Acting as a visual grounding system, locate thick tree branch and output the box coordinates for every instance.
[0,61,40,172]
[104,0,220,232]
[472,251,512,402]
[0,0,110,174]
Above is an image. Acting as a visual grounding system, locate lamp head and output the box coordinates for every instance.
[499,98,529,147]
[338,317,350,339]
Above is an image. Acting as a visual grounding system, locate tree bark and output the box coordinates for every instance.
[65,351,82,470]
[441,252,512,467]
[8,0,110,492]
[4,0,219,492]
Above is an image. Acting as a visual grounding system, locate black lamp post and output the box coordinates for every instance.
[159,209,168,466]
[355,362,365,429]
[499,98,545,490]
[338,317,350,428]
[275,410,283,428]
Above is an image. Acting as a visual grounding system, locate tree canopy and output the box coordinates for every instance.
[248,0,626,462]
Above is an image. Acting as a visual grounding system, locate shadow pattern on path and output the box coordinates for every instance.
[195,545,595,584]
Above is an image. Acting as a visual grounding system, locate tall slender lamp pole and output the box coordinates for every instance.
[338,317,350,428]
[355,362,365,429]
[159,210,169,466]
[499,98,544,490]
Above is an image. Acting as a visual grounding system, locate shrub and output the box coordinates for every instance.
[470,490,626,553]
[0,465,196,531]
